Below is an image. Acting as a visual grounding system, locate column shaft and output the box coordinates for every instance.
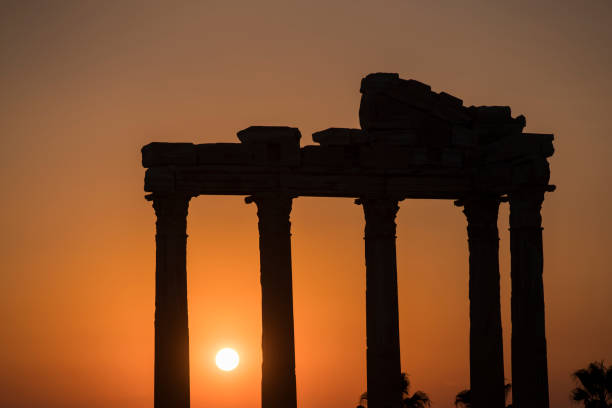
[360,198,402,408]
[463,196,505,408]
[251,194,297,408]
[510,191,549,408]
[152,194,191,408]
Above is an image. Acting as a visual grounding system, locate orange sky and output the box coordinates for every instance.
[1,1,611,407]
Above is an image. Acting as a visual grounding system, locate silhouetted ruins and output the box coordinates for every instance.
[142,73,555,408]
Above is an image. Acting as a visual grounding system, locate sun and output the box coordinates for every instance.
[215,348,239,371]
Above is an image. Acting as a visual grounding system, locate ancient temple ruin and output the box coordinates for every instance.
[142,73,555,408]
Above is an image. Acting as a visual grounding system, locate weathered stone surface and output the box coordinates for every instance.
[301,145,351,168]
[237,126,301,143]
[196,143,251,164]
[485,133,554,163]
[142,128,551,197]
[143,148,551,197]
[142,142,197,167]
[432,93,471,124]
[511,158,550,186]
[469,110,526,144]
[367,130,421,146]
[358,73,533,152]
[145,167,175,193]
[359,73,471,135]
[176,171,280,195]
[467,106,513,123]
[451,126,479,147]
[312,127,366,145]
[360,145,416,169]
[439,91,463,107]
[359,74,437,130]
[237,126,301,166]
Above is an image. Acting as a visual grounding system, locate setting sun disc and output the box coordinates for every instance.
[215,348,239,371]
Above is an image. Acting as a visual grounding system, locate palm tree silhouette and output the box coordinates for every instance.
[454,383,512,408]
[356,373,430,408]
[454,389,471,408]
[570,361,612,408]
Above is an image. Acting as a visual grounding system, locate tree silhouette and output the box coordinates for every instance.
[570,361,612,408]
[454,389,471,408]
[454,383,512,408]
[356,373,430,408]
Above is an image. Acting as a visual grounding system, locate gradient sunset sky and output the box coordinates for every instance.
[1,1,611,407]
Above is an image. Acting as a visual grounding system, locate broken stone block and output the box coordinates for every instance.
[237,126,301,166]
[485,132,553,163]
[431,93,470,124]
[359,72,401,93]
[358,72,471,155]
[468,106,513,124]
[472,114,526,144]
[359,73,437,131]
[438,91,463,107]
[237,126,301,144]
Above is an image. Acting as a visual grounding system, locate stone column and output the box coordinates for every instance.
[509,191,549,408]
[462,196,505,408]
[357,198,402,408]
[152,193,192,408]
[247,194,297,408]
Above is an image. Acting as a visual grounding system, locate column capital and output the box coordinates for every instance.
[246,194,294,238]
[151,193,192,235]
[509,190,545,229]
[461,195,501,243]
[356,197,399,239]
[246,193,293,216]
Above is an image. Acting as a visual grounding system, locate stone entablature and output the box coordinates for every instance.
[142,73,554,200]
